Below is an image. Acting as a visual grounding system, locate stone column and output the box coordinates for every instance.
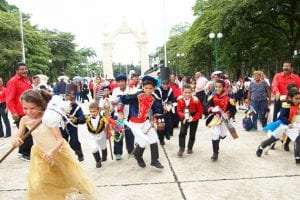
[102,41,114,79]
[138,32,149,75]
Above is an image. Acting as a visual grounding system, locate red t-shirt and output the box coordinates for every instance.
[272,72,300,95]
[6,74,32,116]
[169,83,182,99]
[89,82,94,90]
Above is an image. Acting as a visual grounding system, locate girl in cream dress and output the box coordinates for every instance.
[12,90,94,200]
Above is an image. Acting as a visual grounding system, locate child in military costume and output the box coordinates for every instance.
[120,76,164,169]
[256,89,300,164]
[176,84,203,157]
[206,80,237,161]
[154,80,176,145]
[61,94,85,161]
[83,102,107,168]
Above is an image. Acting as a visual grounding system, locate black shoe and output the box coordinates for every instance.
[296,159,300,164]
[284,138,291,151]
[160,140,165,146]
[284,143,290,152]
[102,149,107,162]
[134,145,146,168]
[21,155,30,161]
[75,148,84,162]
[136,157,146,168]
[166,135,170,140]
[150,160,164,169]
[96,162,102,168]
[78,155,84,162]
[211,140,219,161]
[256,146,263,157]
[211,153,218,161]
[270,143,276,150]
[4,135,11,138]
[187,149,193,154]
[93,152,102,168]
[0,135,3,138]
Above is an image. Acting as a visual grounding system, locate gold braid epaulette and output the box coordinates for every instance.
[230,98,236,106]
[282,102,290,109]
[85,115,106,134]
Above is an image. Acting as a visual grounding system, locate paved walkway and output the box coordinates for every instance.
[0,102,299,200]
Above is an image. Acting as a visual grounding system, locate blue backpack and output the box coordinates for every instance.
[243,116,253,131]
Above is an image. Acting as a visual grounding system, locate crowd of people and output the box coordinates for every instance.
[1,60,300,199]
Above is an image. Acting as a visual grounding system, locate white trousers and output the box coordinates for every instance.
[88,132,107,153]
[212,123,228,140]
[267,124,299,142]
[127,120,158,148]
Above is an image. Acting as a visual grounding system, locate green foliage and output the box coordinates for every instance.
[0,0,100,83]
[155,0,300,80]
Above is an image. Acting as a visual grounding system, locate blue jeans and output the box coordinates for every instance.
[251,99,268,129]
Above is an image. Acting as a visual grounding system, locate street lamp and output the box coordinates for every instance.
[48,59,52,82]
[209,32,223,70]
[176,53,184,75]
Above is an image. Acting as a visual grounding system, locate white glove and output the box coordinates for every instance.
[212,106,220,113]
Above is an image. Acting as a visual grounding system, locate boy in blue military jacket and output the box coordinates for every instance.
[120,76,164,169]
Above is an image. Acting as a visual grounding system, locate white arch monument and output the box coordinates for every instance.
[102,18,149,79]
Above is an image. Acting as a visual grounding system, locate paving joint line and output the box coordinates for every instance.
[1,174,300,192]
[179,174,300,184]
[161,145,187,200]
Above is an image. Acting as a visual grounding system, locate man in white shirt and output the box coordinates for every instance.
[111,74,134,160]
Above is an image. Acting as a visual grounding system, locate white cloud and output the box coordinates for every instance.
[7,0,195,65]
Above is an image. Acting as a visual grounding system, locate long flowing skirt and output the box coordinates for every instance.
[26,141,94,200]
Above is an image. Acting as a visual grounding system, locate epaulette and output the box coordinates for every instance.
[207,95,213,102]
[282,102,291,109]
[84,115,90,121]
[230,98,236,106]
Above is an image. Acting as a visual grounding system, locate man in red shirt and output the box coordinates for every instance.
[0,77,11,138]
[272,61,300,121]
[6,62,32,160]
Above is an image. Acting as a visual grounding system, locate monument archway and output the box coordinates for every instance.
[102,18,149,79]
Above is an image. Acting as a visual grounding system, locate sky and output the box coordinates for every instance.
[7,0,195,65]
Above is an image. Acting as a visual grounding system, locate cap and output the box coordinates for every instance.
[211,71,223,77]
[115,74,127,81]
[142,75,157,86]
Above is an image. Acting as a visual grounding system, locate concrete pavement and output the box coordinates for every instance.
[0,102,299,200]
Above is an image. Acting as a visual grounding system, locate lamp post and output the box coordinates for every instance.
[19,8,25,62]
[209,32,223,71]
[176,53,184,75]
[48,59,52,82]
